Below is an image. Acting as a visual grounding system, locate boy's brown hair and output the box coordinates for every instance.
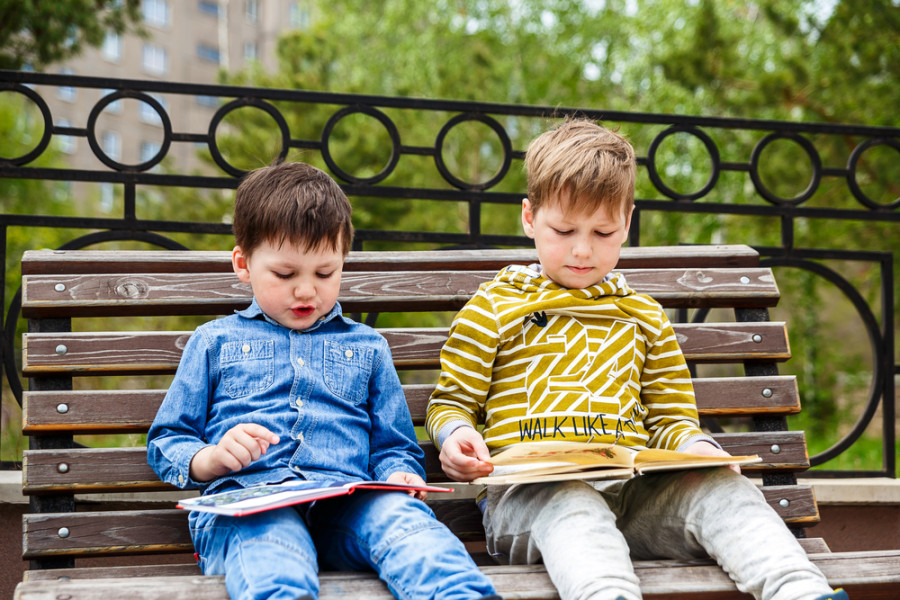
[525,118,636,217]
[233,162,353,257]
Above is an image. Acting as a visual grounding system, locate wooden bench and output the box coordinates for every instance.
[14,244,900,600]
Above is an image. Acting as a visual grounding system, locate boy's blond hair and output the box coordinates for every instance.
[233,162,353,257]
[525,118,636,217]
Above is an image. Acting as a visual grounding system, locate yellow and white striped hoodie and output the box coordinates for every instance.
[426,265,714,455]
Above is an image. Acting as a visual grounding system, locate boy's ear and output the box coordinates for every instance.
[232,246,251,283]
[521,198,536,239]
[623,206,634,236]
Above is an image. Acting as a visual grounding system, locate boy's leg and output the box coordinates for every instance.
[484,481,641,600]
[309,490,498,600]
[189,507,319,600]
[614,468,836,600]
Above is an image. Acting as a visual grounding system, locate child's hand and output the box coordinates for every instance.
[684,440,741,474]
[440,426,494,482]
[189,423,280,482]
[387,471,429,500]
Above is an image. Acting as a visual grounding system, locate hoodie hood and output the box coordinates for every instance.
[496,264,633,301]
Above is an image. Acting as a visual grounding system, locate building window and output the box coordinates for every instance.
[142,43,168,75]
[199,0,219,16]
[140,141,161,163]
[101,89,123,114]
[245,0,259,23]
[142,0,169,27]
[102,32,122,62]
[289,2,311,29]
[197,43,221,64]
[140,94,167,125]
[243,42,258,62]
[100,183,115,212]
[56,119,77,154]
[101,131,122,161]
[196,95,219,108]
[57,68,76,101]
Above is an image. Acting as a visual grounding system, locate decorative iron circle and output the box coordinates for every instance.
[208,98,290,177]
[749,132,822,206]
[434,113,512,191]
[1,83,53,165]
[846,138,900,210]
[646,125,720,201]
[86,90,172,171]
[321,105,401,184]
[763,257,884,467]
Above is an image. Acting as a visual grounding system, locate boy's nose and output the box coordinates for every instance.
[294,280,315,299]
[572,238,592,258]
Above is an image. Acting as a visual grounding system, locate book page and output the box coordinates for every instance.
[474,466,634,485]
[633,450,762,474]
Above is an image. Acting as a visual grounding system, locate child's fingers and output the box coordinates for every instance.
[239,423,280,446]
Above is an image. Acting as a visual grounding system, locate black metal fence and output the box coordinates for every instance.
[0,69,897,477]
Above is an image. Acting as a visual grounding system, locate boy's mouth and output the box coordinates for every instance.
[292,306,315,318]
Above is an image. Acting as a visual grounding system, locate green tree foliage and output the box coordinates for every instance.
[0,0,143,70]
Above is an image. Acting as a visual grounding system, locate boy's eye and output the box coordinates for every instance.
[595,231,614,238]
[316,271,335,279]
[552,228,573,236]
[273,271,293,279]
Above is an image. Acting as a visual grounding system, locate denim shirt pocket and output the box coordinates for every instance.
[219,339,275,398]
[323,340,374,404]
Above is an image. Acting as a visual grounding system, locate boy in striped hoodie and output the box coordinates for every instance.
[426,119,845,600]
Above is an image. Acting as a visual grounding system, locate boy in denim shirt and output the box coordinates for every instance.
[148,161,499,600]
[426,120,846,600]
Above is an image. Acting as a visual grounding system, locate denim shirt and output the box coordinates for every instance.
[147,298,425,495]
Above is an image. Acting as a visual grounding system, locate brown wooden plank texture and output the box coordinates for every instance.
[20,245,761,276]
[21,430,810,496]
[21,484,818,562]
[22,266,778,318]
[17,550,900,600]
[22,321,790,376]
[22,376,799,434]
[24,534,834,582]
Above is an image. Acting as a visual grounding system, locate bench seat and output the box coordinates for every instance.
[15,245,899,599]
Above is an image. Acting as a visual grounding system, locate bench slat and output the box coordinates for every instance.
[21,431,810,495]
[18,550,900,600]
[22,267,778,317]
[19,245,762,276]
[22,376,800,434]
[21,484,818,561]
[22,322,790,375]
[21,535,834,582]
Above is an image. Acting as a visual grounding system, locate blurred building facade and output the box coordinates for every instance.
[35,0,309,204]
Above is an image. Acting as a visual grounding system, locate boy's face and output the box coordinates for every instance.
[522,193,632,289]
[232,237,344,330]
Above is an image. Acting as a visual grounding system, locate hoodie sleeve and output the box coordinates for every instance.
[639,303,718,451]
[425,288,500,450]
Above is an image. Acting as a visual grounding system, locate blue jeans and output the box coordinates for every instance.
[191,490,497,600]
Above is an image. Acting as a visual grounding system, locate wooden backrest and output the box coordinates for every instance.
[19,245,817,568]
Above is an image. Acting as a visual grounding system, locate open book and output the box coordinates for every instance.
[473,441,762,485]
[178,480,452,517]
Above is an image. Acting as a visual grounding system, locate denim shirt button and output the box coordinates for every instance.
[178,474,185,484]
[344,349,353,358]
[241,344,251,353]
[297,357,305,367]
[297,432,305,443]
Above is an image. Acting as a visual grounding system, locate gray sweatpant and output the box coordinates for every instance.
[483,468,835,600]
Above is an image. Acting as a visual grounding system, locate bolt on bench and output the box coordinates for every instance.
[15,245,900,599]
